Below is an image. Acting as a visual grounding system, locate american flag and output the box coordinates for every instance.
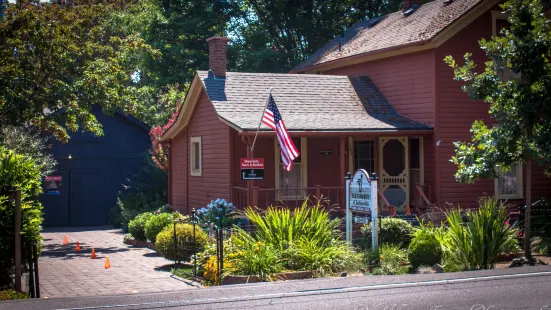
[262,94,299,171]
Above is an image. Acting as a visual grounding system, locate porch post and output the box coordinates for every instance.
[340,137,346,212]
[252,187,259,208]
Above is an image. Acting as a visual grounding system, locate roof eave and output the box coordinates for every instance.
[160,74,204,141]
[238,128,433,137]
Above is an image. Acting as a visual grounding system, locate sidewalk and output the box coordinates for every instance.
[39,226,197,298]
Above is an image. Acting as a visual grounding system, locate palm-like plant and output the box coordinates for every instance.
[446,197,512,269]
[242,199,342,252]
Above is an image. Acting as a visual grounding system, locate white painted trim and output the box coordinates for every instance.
[494,161,523,199]
[161,74,203,141]
[190,136,202,177]
[491,10,509,37]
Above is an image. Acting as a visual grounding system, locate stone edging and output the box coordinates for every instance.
[123,238,156,251]
[221,271,313,285]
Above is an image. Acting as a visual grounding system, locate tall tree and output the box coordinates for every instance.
[228,0,403,72]
[445,0,551,259]
[112,0,234,90]
[0,1,159,142]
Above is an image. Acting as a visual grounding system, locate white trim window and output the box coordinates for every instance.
[495,162,523,199]
[190,137,202,176]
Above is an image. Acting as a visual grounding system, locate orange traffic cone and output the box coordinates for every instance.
[91,248,97,259]
[104,257,111,269]
[63,236,69,245]
[405,205,411,215]
[75,241,81,252]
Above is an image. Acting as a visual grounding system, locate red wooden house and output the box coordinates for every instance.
[161,0,551,215]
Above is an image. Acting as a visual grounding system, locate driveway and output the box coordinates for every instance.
[39,226,197,298]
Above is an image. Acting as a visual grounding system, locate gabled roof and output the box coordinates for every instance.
[293,0,497,72]
[161,71,431,140]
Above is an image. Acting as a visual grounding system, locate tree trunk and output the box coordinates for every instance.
[523,156,532,259]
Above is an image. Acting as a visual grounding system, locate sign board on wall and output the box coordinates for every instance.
[45,176,62,195]
[240,158,265,180]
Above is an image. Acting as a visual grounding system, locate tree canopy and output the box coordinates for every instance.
[0,1,159,142]
[445,0,551,258]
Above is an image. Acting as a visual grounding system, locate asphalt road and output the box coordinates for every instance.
[2,265,551,310]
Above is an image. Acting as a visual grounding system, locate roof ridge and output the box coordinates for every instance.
[292,0,486,72]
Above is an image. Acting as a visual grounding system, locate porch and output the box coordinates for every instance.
[230,183,432,216]
[230,133,435,214]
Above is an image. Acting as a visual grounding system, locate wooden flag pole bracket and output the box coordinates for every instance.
[250,88,273,152]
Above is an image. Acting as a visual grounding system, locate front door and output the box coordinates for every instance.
[378,137,409,211]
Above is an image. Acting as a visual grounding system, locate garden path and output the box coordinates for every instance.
[39,226,197,298]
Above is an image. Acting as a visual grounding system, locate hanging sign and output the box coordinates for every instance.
[346,169,378,250]
[240,158,264,180]
[45,175,62,195]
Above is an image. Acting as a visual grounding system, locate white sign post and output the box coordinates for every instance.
[346,169,378,250]
[345,173,352,245]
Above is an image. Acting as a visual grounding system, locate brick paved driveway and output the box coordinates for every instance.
[39,226,197,298]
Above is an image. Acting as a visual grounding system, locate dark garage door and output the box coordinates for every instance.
[42,170,106,226]
[70,170,104,226]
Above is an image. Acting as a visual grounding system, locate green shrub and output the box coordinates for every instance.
[110,156,168,230]
[226,231,282,280]
[286,238,360,275]
[500,229,521,255]
[408,228,442,270]
[230,200,355,274]
[145,212,173,243]
[242,200,342,252]
[128,212,154,241]
[156,224,208,261]
[0,147,44,287]
[531,234,551,256]
[371,243,409,275]
[446,197,512,270]
[0,289,30,300]
[361,218,415,249]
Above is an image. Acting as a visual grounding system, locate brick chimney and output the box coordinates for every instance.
[403,0,421,10]
[206,36,230,78]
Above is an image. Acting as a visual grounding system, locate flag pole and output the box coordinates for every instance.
[250,88,273,152]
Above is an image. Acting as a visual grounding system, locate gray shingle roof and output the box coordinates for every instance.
[293,0,485,71]
[198,71,432,132]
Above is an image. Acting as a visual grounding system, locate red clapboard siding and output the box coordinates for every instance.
[435,10,503,208]
[186,91,231,211]
[168,90,231,213]
[325,50,435,127]
[307,137,341,188]
[325,50,437,203]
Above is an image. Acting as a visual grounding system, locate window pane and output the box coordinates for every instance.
[354,141,374,174]
[193,142,200,170]
[498,165,517,195]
